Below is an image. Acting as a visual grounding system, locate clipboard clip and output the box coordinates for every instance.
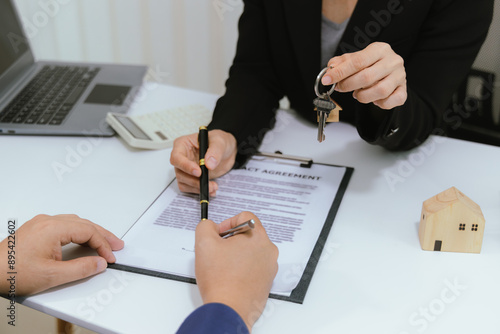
[253,151,313,168]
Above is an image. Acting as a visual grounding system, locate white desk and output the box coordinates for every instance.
[1,84,500,334]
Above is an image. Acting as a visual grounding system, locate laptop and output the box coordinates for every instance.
[0,0,148,136]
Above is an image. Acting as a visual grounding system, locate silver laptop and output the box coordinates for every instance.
[0,0,147,136]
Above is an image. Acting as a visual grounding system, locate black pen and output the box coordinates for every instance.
[219,219,255,239]
[199,126,209,220]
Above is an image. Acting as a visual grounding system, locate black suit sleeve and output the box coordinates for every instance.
[208,0,284,165]
[356,0,494,150]
[176,303,249,334]
[210,0,493,156]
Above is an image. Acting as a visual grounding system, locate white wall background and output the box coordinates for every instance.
[11,0,500,121]
[13,0,244,96]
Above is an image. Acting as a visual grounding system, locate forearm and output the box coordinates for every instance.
[356,0,493,150]
[209,74,281,165]
[208,0,284,166]
[355,88,435,150]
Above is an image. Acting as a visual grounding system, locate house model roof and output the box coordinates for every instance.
[423,186,484,218]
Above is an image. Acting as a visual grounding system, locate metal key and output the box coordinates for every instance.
[313,94,336,142]
[313,66,342,143]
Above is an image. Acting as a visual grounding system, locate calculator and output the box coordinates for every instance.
[106,104,213,149]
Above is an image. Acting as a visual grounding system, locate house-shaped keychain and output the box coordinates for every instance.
[419,187,485,253]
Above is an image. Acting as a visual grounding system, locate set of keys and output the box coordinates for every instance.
[313,66,342,142]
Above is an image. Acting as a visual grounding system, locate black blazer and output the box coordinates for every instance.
[208,0,493,161]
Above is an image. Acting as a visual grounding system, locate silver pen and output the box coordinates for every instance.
[219,219,255,239]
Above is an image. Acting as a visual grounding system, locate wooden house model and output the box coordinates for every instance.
[419,187,485,253]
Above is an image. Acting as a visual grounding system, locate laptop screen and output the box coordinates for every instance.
[0,0,30,76]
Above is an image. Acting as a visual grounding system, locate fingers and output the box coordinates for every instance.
[197,212,265,242]
[321,42,407,109]
[171,131,229,176]
[60,219,118,263]
[218,211,260,234]
[171,130,237,195]
[48,214,121,262]
[373,85,408,110]
[8,214,124,295]
[195,219,220,247]
[195,219,218,234]
[204,147,221,171]
[82,219,124,251]
[170,133,201,177]
[334,59,392,93]
[323,43,386,85]
[171,132,220,195]
[44,256,108,290]
[204,130,237,175]
[353,68,406,104]
[174,167,219,196]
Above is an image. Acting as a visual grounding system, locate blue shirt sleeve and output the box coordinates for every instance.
[176,303,249,334]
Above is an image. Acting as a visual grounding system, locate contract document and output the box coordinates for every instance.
[113,154,353,303]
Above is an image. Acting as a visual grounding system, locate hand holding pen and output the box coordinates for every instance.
[170,130,238,197]
[194,211,279,331]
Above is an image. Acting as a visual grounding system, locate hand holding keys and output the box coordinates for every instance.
[314,66,342,142]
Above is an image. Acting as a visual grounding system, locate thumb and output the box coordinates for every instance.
[47,257,107,288]
[195,219,220,243]
[204,133,230,170]
[204,148,222,171]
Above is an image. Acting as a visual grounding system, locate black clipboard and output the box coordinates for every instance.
[109,152,354,304]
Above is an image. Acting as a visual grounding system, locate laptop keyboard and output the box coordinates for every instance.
[0,65,100,125]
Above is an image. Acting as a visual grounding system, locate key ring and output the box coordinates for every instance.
[314,66,336,97]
